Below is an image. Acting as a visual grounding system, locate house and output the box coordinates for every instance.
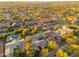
[3,21,11,27]
[25,20,37,27]
[7,35,21,42]
[29,34,40,43]
[3,13,11,19]
[76,18,79,21]
[44,30,56,41]
[32,40,48,50]
[56,27,73,36]
[12,22,23,27]
[5,39,25,57]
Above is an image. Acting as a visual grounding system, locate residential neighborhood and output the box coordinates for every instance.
[0,2,79,57]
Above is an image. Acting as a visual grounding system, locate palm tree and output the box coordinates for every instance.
[13,46,20,57]
[2,34,8,57]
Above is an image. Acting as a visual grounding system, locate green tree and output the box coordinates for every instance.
[60,37,66,43]
[13,30,19,35]
[73,30,79,36]
[54,25,60,31]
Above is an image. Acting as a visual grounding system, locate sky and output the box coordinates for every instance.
[0,0,78,2]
